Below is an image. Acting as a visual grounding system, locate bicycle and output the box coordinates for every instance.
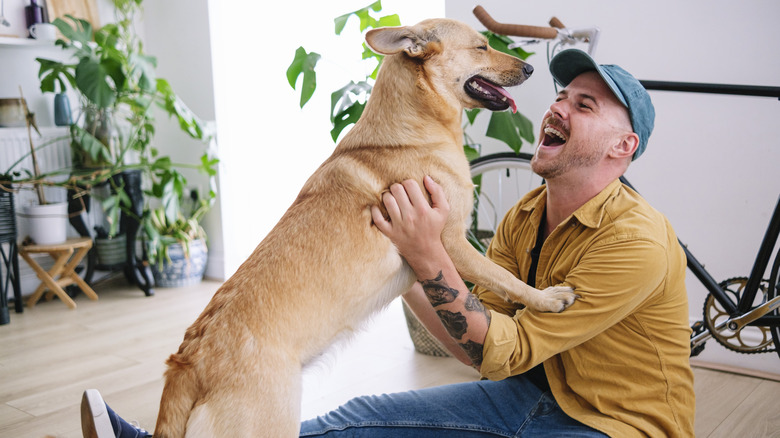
[468,6,780,360]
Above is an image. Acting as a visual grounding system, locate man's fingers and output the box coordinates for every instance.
[371,205,392,234]
[424,176,449,211]
[381,190,402,223]
[402,179,429,208]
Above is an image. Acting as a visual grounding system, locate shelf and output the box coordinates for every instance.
[0,36,57,48]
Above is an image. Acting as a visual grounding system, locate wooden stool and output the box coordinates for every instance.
[19,237,98,309]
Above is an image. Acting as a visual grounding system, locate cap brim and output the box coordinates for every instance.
[549,49,628,107]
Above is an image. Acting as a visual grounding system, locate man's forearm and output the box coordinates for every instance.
[408,250,492,370]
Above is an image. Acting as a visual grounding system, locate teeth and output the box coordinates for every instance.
[544,126,566,141]
[471,81,490,96]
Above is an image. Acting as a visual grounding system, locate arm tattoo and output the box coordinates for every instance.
[421,271,459,306]
[436,309,468,339]
[464,292,492,326]
[459,340,484,367]
[421,271,490,367]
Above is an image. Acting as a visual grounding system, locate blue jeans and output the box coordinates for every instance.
[299,375,608,437]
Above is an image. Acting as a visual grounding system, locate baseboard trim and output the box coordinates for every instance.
[691,358,780,382]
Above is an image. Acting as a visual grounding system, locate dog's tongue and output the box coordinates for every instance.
[495,86,517,113]
[474,77,517,113]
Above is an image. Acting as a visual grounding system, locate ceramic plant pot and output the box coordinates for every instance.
[20,202,68,245]
[151,237,208,287]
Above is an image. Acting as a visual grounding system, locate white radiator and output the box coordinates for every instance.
[0,126,103,296]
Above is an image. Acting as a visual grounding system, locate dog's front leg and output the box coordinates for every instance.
[442,227,576,313]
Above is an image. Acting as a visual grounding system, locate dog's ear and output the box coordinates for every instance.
[365,26,439,58]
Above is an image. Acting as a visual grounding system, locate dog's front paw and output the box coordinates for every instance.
[535,286,578,313]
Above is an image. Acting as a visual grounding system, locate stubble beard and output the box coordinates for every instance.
[531,138,604,180]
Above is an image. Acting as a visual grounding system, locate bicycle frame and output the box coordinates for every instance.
[633,80,780,352]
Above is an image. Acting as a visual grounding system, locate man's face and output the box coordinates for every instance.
[530,71,633,180]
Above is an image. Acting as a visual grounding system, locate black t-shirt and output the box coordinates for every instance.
[524,214,551,392]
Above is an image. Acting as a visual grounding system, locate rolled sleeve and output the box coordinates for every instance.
[480,310,520,380]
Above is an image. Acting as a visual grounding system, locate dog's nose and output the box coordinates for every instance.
[522,64,534,78]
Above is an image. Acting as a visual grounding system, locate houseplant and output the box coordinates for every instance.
[31,0,218,286]
[286,1,536,156]
[15,88,70,245]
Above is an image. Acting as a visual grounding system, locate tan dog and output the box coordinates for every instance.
[154,18,576,438]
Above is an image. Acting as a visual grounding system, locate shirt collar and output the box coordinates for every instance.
[519,179,624,229]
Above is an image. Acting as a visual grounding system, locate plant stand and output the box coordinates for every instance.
[67,170,154,296]
[19,237,98,309]
[0,189,22,324]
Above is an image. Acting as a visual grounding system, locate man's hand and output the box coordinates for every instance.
[371,176,450,276]
[373,176,490,369]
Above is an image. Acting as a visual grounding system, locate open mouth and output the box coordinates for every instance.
[541,125,567,147]
[465,76,517,113]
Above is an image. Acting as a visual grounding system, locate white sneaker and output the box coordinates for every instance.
[81,389,116,438]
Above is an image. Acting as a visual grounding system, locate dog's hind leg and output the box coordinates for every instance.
[442,229,576,313]
[185,363,303,438]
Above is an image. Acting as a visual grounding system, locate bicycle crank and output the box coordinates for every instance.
[703,277,777,354]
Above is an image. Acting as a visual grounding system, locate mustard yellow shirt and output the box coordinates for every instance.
[473,179,695,437]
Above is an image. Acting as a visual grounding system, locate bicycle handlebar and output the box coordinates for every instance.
[548,17,566,30]
[473,5,559,39]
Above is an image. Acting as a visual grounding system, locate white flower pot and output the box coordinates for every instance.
[21,202,68,245]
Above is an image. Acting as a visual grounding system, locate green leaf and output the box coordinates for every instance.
[334,1,383,35]
[330,101,365,141]
[286,47,321,108]
[131,53,158,92]
[330,80,372,123]
[52,15,92,45]
[463,144,481,162]
[71,125,112,162]
[151,156,172,171]
[75,57,118,108]
[101,194,122,236]
[36,58,77,94]
[465,108,481,125]
[485,111,535,154]
[199,153,219,177]
[156,79,205,139]
[376,14,401,28]
[483,31,534,60]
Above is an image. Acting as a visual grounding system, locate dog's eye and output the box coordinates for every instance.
[477,45,488,51]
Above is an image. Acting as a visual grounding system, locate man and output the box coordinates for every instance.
[82,49,695,437]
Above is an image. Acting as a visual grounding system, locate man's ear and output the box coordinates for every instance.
[611,133,639,160]
[365,25,438,58]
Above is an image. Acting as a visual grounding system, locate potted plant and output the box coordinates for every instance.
[143,184,214,287]
[14,88,70,246]
[30,0,218,287]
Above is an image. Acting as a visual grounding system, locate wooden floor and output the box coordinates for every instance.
[0,279,778,438]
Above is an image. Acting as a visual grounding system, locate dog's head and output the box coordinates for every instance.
[365,18,531,113]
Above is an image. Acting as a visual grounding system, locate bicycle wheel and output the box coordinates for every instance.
[468,152,540,253]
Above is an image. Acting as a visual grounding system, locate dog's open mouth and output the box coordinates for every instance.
[465,76,517,113]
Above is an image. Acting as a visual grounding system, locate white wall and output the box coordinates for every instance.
[206,1,445,276]
[447,0,780,375]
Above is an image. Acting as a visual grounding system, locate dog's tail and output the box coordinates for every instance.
[154,354,198,438]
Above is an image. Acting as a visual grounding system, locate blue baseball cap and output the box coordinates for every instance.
[549,49,654,161]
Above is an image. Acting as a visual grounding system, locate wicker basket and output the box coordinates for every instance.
[401,300,452,357]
